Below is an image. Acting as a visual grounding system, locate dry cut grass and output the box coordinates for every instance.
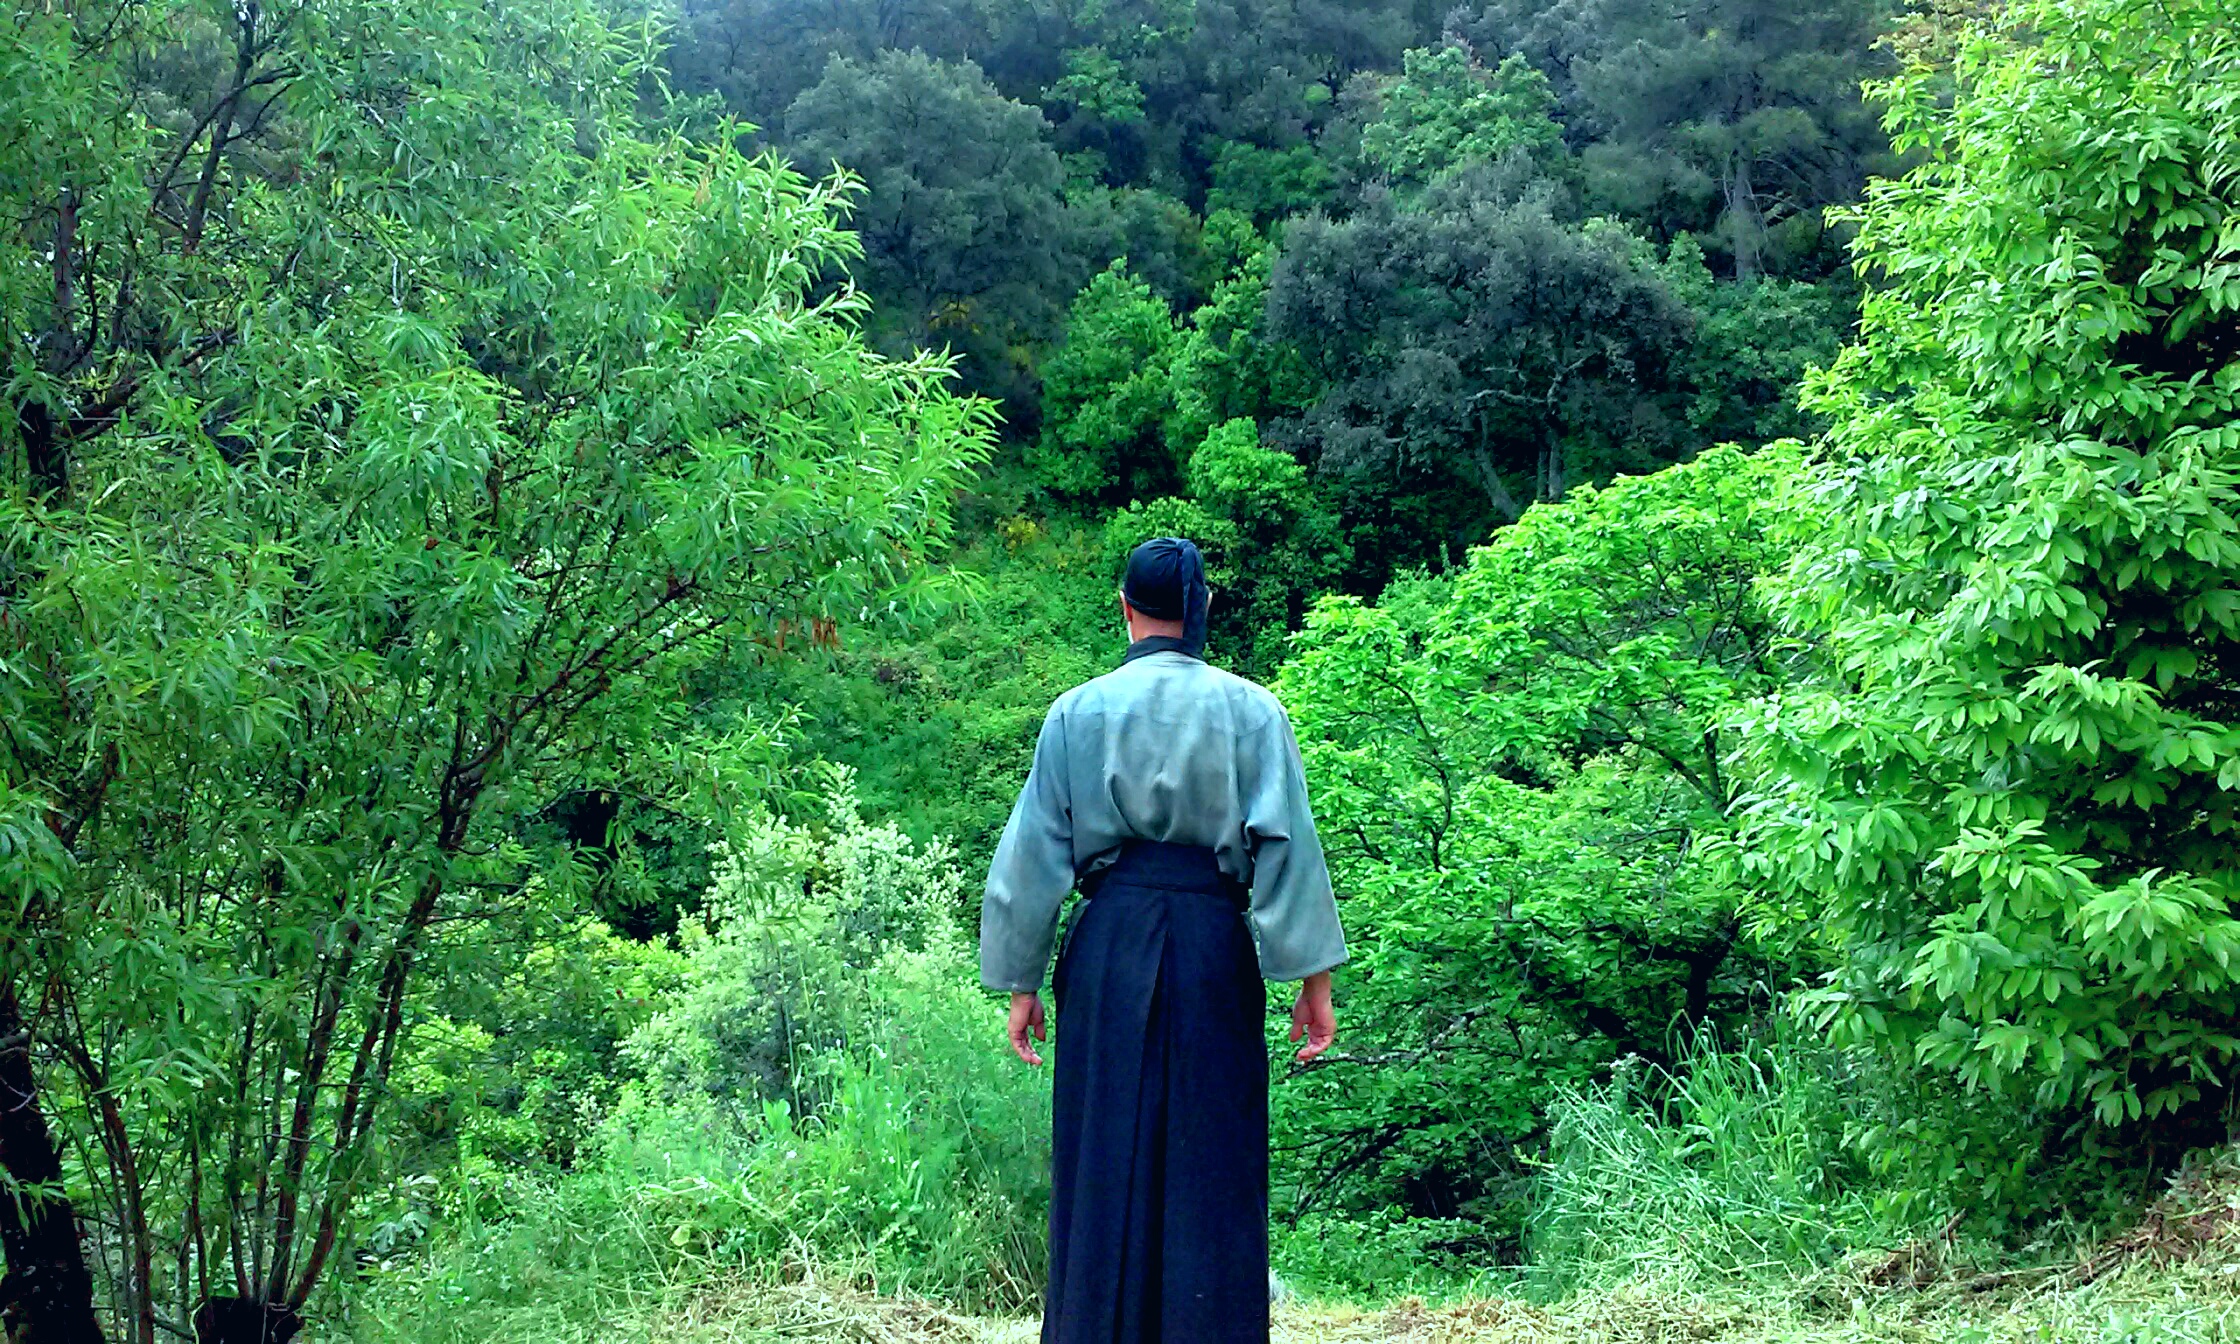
[635,1254,2240,1344]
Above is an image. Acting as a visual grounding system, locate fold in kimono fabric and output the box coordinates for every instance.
[1044,841,1270,1344]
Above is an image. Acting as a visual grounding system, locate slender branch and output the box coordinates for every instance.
[52,1025,155,1344]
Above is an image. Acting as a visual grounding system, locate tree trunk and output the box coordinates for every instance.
[16,402,67,500]
[190,1299,299,1344]
[1465,444,1524,522]
[1534,430,1566,504]
[0,982,104,1344]
[1726,151,1764,283]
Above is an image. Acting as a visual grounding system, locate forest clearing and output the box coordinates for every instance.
[5,0,2236,1338]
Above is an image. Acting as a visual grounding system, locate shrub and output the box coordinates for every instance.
[1735,0,2240,1139]
[343,781,1050,1338]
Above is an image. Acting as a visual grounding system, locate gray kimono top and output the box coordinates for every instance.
[979,645,1348,992]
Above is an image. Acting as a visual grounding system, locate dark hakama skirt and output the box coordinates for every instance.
[1045,841,1270,1344]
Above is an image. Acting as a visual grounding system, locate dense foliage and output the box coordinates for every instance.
[1272,445,1808,1237]
[2,2,985,1339]
[646,0,1881,587]
[1734,0,2240,1148]
[784,50,1077,419]
[2,0,2234,1337]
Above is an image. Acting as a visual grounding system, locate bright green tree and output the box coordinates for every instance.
[1185,418,1349,670]
[1030,260,1189,499]
[1736,0,2240,1139]
[1274,444,1805,1232]
[1359,42,1565,189]
[1165,213,1321,452]
[1205,141,1335,224]
[0,3,988,1339]
[1046,45,1148,127]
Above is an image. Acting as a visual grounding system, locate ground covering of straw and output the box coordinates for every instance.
[631,1228,2240,1344]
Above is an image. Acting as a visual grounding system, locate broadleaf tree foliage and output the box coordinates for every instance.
[1565,0,1898,279]
[1273,445,1807,1230]
[1268,168,1696,525]
[1736,0,2240,1137]
[0,2,988,1340]
[14,0,2240,1330]
[1356,43,1566,192]
[784,49,1080,419]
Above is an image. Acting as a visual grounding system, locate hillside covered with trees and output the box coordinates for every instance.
[2,0,2236,1340]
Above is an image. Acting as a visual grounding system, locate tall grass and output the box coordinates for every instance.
[1526,1032,1887,1294]
[336,957,1048,1343]
[331,789,1051,1343]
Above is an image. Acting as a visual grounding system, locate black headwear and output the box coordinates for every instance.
[1122,536,1209,657]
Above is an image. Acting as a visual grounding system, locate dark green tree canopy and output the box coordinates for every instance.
[1455,0,1896,278]
[784,49,1081,413]
[1267,167,1694,530]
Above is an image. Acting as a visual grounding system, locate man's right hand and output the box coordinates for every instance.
[1008,992,1047,1066]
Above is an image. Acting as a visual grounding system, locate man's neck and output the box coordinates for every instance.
[1123,634,1201,665]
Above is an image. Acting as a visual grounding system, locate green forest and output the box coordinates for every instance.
[2,0,2237,1339]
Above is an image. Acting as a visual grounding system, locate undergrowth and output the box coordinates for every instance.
[324,790,2200,1343]
[1526,1036,1883,1293]
[330,1008,2227,1343]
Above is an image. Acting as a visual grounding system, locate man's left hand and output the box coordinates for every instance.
[1289,971,1336,1063]
[1008,991,1047,1066]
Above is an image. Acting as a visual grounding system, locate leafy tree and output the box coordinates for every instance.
[1165,214,1322,453]
[653,0,1884,462]
[1205,141,1336,224]
[1566,0,1897,278]
[1185,418,1350,670]
[1030,260,1189,499]
[658,0,1446,223]
[1114,0,1431,197]
[1046,42,1164,193]
[395,919,691,1177]
[627,776,968,1120]
[1655,233,1854,446]
[1189,417,1314,536]
[0,4,988,1341]
[1445,0,1608,113]
[1274,444,1805,1230]
[659,0,997,129]
[1358,43,1566,190]
[1735,0,2240,1144]
[1046,45,1149,127]
[1066,186,1219,310]
[1267,167,1694,532]
[784,49,1080,414]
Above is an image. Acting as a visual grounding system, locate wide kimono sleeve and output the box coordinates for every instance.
[979,701,1078,992]
[1241,703,1348,982]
